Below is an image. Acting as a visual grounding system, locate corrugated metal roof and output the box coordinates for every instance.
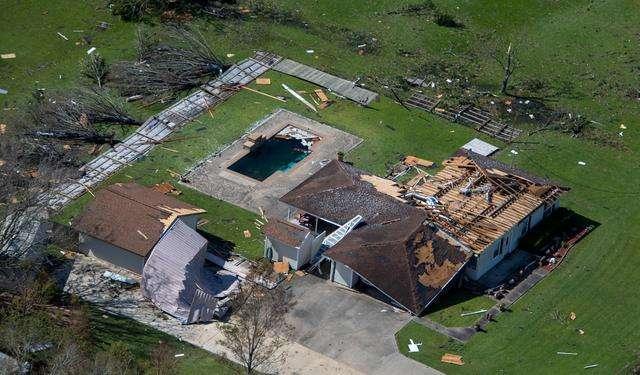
[141,219,208,322]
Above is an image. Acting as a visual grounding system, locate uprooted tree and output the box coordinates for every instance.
[109,26,226,103]
[219,266,292,374]
[18,88,140,146]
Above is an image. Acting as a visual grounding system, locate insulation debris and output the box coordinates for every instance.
[408,339,422,353]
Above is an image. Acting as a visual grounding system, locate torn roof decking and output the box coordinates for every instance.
[72,183,205,257]
[273,58,379,106]
[409,149,569,254]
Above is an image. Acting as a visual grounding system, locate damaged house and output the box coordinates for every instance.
[405,149,569,280]
[73,183,234,323]
[266,160,471,314]
[265,151,568,314]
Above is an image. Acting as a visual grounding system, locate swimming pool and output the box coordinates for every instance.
[228,137,310,181]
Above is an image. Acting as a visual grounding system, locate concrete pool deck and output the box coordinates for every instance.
[184,109,363,218]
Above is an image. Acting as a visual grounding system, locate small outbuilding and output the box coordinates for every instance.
[73,182,205,274]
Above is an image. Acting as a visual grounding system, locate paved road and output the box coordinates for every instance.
[286,275,442,375]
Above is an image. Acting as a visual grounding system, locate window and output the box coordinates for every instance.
[493,247,500,259]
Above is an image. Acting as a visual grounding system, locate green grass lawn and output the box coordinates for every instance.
[424,289,495,328]
[89,308,240,374]
[3,0,640,373]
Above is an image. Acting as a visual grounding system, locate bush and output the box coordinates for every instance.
[435,12,464,28]
[110,0,150,21]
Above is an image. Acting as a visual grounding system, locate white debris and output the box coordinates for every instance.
[510,149,519,155]
[618,131,624,137]
[529,114,535,119]
[506,108,512,113]
[578,161,586,166]
[174,353,185,358]
[620,124,627,129]
[306,49,314,54]
[86,47,97,55]
[408,339,422,353]
[56,32,68,40]
[226,53,235,58]
[557,352,578,356]
[460,309,487,317]
[584,364,598,369]
[445,78,452,83]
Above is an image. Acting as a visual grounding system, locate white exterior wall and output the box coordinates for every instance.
[465,201,557,280]
[79,233,146,274]
[264,232,325,270]
[330,260,359,288]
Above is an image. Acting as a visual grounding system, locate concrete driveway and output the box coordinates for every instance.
[285,275,442,375]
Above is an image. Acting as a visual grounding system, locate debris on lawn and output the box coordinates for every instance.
[404,155,434,168]
[256,77,271,85]
[407,339,422,353]
[174,353,185,358]
[226,53,235,58]
[460,309,487,317]
[510,149,519,155]
[243,229,252,238]
[306,49,314,54]
[282,83,317,112]
[557,352,578,356]
[584,364,598,369]
[103,270,138,285]
[441,353,464,365]
[620,124,626,129]
[0,88,8,95]
[126,94,144,102]
[87,47,96,55]
[242,86,285,102]
[0,123,6,134]
[56,32,68,40]
[578,329,585,335]
[1,53,16,59]
[273,261,289,274]
[569,312,576,320]
[153,182,181,196]
[578,161,586,166]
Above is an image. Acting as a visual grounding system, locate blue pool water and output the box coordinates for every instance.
[228,137,310,181]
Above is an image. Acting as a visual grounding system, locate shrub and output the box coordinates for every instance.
[435,12,464,28]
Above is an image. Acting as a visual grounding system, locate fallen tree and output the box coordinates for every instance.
[109,26,227,102]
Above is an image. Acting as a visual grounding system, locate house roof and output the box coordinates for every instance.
[407,149,569,253]
[73,183,205,257]
[280,159,417,225]
[264,218,310,248]
[325,220,470,314]
[281,160,469,314]
[141,219,209,322]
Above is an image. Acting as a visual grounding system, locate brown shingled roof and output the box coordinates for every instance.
[280,160,419,225]
[325,219,470,314]
[280,160,468,314]
[73,183,205,257]
[264,218,310,248]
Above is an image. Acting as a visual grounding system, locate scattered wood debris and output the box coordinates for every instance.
[243,229,252,238]
[153,182,181,196]
[441,353,464,365]
[256,77,271,85]
[570,312,576,320]
[1,53,16,59]
[0,123,6,134]
[404,155,434,168]
[273,261,289,274]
